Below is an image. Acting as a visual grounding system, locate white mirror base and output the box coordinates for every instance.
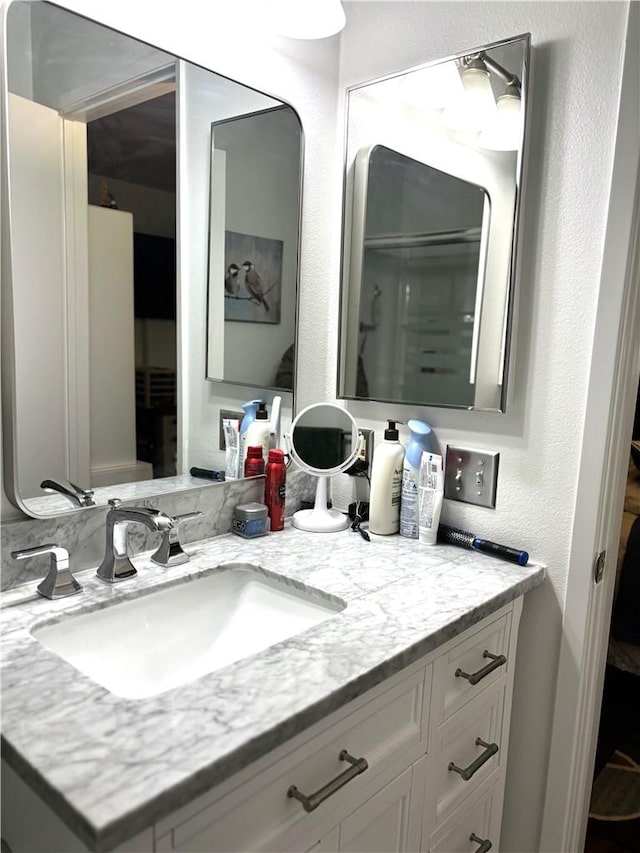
[292,475,349,532]
[292,507,349,533]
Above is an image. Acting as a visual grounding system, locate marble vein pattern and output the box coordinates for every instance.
[1,526,545,851]
[0,469,316,590]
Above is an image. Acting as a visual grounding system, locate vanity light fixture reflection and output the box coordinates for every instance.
[442,57,496,131]
[442,52,522,148]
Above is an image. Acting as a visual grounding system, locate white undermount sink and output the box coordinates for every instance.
[31,564,344,700]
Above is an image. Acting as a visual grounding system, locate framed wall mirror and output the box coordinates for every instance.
[338,33,530,412]
[1,0,302,518]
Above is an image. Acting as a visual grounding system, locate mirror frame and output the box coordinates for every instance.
[288,402,361,476]
[337,33,531,413]
[0,0,303,519]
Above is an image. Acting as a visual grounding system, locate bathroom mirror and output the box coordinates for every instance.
[339,33,530,412]
[1,0,301,517]
[286,403,362,533]
[206,107,302,389]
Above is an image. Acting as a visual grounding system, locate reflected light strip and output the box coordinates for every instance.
[469,196,492,385]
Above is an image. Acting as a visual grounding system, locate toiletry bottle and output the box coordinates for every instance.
[369,420,404,535]
[265,448,286,531]
[244,402,270,465]
[244,446,265,477]
[418,452,444,545]
[400,419,438,539]
[238,399,262,477]
[223,418,240,480]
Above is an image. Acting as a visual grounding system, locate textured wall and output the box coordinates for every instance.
[338,3,632,850]
[1,1,636,849]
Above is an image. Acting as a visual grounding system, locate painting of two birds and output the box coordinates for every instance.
[224,230,283,324]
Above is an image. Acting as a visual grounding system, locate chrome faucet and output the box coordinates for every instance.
[11,544,82,599]
[40,478,95,508]
[96,499,175,583]
[151,511,203,567]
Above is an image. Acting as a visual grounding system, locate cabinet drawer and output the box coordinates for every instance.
[428,773,503,853]
[431,683,504,825]
[432,612,511,725]
[159,665,430,852]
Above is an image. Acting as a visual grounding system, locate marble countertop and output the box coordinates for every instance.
[1,525,544,851]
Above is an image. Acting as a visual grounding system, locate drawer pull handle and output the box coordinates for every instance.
[287,749,368,812]
[448,738,499,781]
[470,833,492,853]
[455,651,506,685]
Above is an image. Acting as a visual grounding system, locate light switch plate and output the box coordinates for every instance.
[444,446,499,508]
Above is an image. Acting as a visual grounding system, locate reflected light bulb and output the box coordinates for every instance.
[478,87,522,151]
[441,59,496,132]
[267,0,346,39]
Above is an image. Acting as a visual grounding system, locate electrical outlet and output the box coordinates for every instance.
[219,409,243,451]
[358,429,374,473]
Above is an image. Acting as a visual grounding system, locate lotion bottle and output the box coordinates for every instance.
[369,420,404,535]
[400,419,438,539]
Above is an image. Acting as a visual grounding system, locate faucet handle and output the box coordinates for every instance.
[11,544,82,600]
[151,511,203,567]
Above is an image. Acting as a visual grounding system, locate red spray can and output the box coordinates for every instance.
[265,449,286,531]
[244,445,265,477]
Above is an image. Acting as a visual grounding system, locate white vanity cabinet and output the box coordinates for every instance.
[0,597,522,853]
[154,598,521,853]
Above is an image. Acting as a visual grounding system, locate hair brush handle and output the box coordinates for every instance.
[471,538,529,566]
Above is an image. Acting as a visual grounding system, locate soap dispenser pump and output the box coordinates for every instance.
[369,420,405,535]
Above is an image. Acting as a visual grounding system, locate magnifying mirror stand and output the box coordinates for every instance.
[292,475,349,533]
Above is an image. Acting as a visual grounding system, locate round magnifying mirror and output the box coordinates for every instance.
[286,403,363,532]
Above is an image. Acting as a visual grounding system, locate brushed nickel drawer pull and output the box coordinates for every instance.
[470,832,492,853]
[287,750,368,812]
[455,651,506,685]
[448,738,499,781]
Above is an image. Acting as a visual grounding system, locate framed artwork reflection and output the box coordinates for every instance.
[224,230,283,324]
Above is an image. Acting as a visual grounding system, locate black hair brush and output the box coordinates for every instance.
[438,524,529,566]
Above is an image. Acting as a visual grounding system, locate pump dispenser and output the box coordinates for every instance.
[369,420,405,535]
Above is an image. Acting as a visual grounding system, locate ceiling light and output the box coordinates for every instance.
[267,0,346,40]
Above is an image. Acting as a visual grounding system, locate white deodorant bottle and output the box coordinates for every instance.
[369,420,405,535]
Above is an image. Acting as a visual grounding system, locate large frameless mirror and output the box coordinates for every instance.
[1,0,302,518]
[339,33,530,412]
